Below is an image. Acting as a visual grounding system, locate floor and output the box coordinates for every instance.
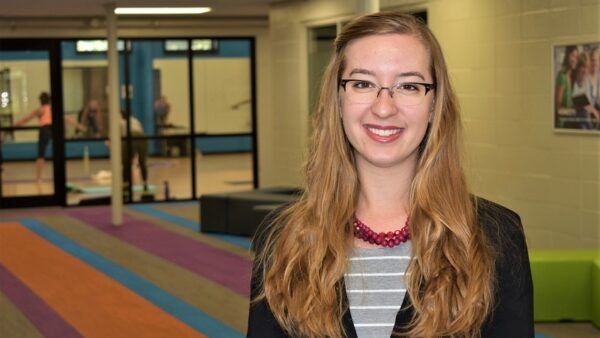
[0,203,251,337]
[535,322,599,338]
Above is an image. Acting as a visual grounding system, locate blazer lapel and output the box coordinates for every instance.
[393,294,414,334]
[340,280,359,338]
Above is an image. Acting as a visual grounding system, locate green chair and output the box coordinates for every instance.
[592,259,600,327]
[529,250,599,325]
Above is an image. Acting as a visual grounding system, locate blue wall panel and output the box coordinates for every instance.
[2,141,110,160]
[195,136,252,153]
[3,136,251,160]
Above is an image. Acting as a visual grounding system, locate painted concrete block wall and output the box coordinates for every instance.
[269,0,599,249]
[267,0,356,187]
[426,0,599,249]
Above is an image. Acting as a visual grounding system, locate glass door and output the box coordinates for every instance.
[0,40,65,208]
[124,39,193,202]
[61,39,116,206]
[192,38,256,196]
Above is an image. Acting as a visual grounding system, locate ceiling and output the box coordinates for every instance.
[1,0,285,19]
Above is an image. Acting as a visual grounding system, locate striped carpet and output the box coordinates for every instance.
[0,203,582,338]
[0,202,251,338]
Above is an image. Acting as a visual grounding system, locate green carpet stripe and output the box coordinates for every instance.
[123,208,251,259]
[0,291,44,338]
[128,204,251,250]
[152,203,200,224]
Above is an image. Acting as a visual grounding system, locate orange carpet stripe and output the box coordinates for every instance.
[0,223,206,338]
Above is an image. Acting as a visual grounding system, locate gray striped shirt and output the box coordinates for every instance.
[345,242,412,338]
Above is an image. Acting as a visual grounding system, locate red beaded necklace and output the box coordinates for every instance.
[352,215,410,248]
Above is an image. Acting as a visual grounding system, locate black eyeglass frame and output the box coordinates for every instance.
[339,79,436,98]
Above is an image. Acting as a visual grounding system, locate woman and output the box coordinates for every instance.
[79,98,103,137]
[589,47,600,109]
[248,12,533,338]
[555,45,579,122]
[570,55,600,129]
[120,110,149,193]
[15,92,84,183]
[154,95,172,155]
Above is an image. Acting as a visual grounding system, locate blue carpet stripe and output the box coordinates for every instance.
[19,218,243,338]
[129,204,251,250]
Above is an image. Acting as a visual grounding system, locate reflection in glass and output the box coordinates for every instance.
[151,41,191,140]
[62,63,108,139]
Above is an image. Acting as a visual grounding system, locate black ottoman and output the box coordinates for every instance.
[199,187,300,236]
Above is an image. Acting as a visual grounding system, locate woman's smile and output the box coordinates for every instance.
[364,124,404,143]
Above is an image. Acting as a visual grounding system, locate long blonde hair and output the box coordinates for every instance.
[252,12,494,337]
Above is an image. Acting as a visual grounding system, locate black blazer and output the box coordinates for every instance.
[247,199,534,337]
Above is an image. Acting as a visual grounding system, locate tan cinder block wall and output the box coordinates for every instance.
[268,0,599,249]
[266,0,356,187]
[427,0,599,249]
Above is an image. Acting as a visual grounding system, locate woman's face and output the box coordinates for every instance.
[89,99,99,109]
[568,49,579,70]
[591,51,600,73]
[340,33,434,171]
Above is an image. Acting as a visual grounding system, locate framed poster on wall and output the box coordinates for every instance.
[553,42,600,133]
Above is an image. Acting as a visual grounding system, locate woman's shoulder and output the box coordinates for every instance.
[475,198,520,225]
[476,197,527,261]
[39,104,51,114]
[475,197,525,250]
[556,69,568,82]
[475,198,534,335]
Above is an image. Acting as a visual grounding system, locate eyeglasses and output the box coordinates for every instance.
[340,79,435,106]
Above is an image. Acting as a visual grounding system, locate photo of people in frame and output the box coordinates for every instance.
[553,42,600,133]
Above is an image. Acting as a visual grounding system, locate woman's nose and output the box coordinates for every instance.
[371,89,398,118]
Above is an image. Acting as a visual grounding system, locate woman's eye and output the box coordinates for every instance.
[399,83,419,91]
[353,81,374,89]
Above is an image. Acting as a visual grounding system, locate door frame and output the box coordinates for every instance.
[0,39,66,208]
[1,36,259,208]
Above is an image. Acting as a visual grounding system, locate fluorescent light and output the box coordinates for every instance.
[115,7,211,15]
